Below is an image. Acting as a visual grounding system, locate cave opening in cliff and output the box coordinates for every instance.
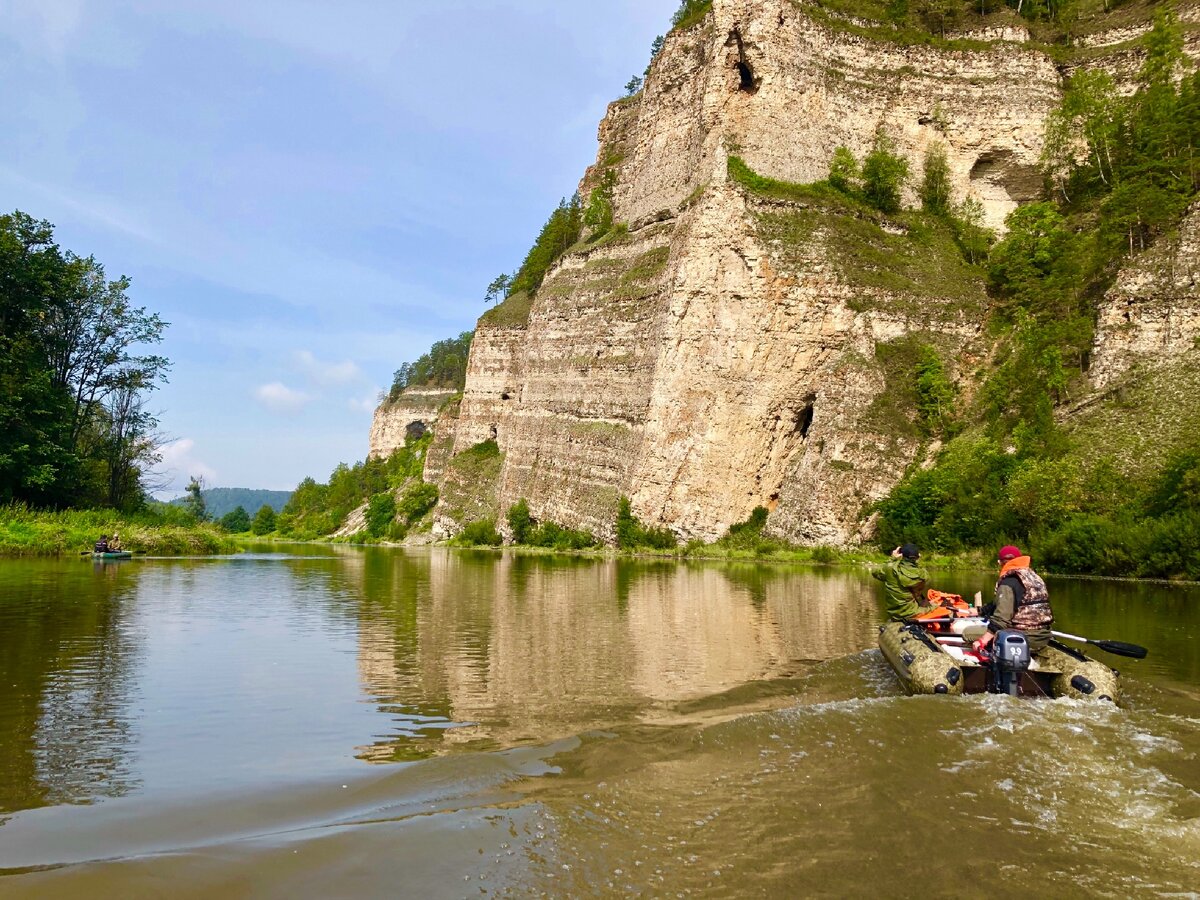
[729,26,758,94]
[795,398,815,440]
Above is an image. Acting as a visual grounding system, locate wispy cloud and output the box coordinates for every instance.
[294,349,363,387]
[254,381,310,413]
[155,437,218,495]
[0,166,164,246]
[348,386,383,414]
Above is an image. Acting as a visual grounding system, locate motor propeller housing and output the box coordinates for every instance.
[991,630,1032,696]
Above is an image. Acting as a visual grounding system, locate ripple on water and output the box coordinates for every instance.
[512,656,1200,898]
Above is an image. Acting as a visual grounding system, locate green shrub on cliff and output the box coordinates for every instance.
[828,146,861,195]
[584,169,618,240]
[507,499,533,544]
[527,521,598,551]
[398,482,439,524]
[920,143,952,215]
[914,344,956,436]
[508,195,583,298]
[615,497,677,550]
[671,0,712,31]
[365,492,397,538]
[453,519,502,547]
[861,130,909,214]
[506,499,597,550]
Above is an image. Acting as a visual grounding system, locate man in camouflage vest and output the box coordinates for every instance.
[973,544,1054,653]
[872,543,930,621]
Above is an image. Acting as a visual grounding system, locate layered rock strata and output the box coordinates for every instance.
[385,0,1200,546]
[369,388,459,460]
[1090,201,1200,390]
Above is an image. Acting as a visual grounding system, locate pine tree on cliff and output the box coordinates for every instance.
[508,194,582,297]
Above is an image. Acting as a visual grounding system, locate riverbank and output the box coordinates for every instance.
[0,505,239,557]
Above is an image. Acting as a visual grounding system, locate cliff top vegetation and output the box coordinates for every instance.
[798,0,1196,55]
[387,331,474,402]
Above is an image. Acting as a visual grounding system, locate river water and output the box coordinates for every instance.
[0,546,1197,897]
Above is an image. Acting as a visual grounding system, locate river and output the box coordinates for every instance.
[0,546,1197,897]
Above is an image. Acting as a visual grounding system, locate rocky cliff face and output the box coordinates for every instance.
[387,0,1200,547]
[369,388,460,460]
[1091,201,1200,391]
[594,0,1060,234]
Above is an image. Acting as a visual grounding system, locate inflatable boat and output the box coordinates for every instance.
[92,550,133,560]
[877,594,1121,703]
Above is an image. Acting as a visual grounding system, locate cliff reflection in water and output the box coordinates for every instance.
[347,549,877,762]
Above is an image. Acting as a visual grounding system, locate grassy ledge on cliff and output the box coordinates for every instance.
[0,504,238,557]
[728,155,989,323]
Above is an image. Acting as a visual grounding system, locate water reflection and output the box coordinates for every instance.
[0,561,140,814]
[347,550,881,761]
[1,547,1197,820]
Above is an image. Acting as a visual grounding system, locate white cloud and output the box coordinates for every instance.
[294,349,363,386]
[155,438,218,496]
[254,381,310,413]
[348,386,384,414]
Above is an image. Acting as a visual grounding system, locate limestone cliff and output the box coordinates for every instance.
[1091,200,1200,391]
[380,0,1200,547]
[369,388,459,460]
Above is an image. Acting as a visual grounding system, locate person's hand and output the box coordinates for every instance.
[972,631,995,653]
[890,546,902,559]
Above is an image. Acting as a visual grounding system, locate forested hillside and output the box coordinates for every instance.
[169,488,292,520]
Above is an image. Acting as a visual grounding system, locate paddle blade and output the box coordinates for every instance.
[1092,640,1148,660]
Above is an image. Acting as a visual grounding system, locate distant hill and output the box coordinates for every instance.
[170,488,292,519]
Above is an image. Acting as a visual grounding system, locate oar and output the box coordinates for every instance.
[1052,630,1148,660]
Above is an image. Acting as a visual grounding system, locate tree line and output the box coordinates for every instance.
[387,331,474,401]
[1,211,168,510]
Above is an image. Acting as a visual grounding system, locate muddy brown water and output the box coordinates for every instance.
[0,546,1197,897]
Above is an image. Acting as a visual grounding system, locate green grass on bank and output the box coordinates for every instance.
[0,504,239,557]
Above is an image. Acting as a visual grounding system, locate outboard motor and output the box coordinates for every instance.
[990,630,1032,697]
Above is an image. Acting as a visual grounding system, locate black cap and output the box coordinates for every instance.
[900,543,920,560]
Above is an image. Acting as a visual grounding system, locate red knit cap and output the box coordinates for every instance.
[998,545,1022,562]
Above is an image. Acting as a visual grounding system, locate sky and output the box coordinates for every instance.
[0,0,678,495]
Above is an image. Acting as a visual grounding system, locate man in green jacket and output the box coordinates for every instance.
[872,543,930,621]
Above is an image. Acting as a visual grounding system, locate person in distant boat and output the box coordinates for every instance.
[872,543,930,621]
[94,534,110,553]
[973,545,1054,654]
[108,532,122,551]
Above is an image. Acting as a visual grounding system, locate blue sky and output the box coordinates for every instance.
[0,0,677,494]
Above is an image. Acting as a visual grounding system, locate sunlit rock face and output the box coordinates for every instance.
[599,0,1059,235]
[369,389,459,460]
[378,0,1200,547]
[1090,201,1200,391]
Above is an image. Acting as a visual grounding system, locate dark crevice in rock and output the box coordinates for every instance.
[795,397,816,440]
[729,26,759,94]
